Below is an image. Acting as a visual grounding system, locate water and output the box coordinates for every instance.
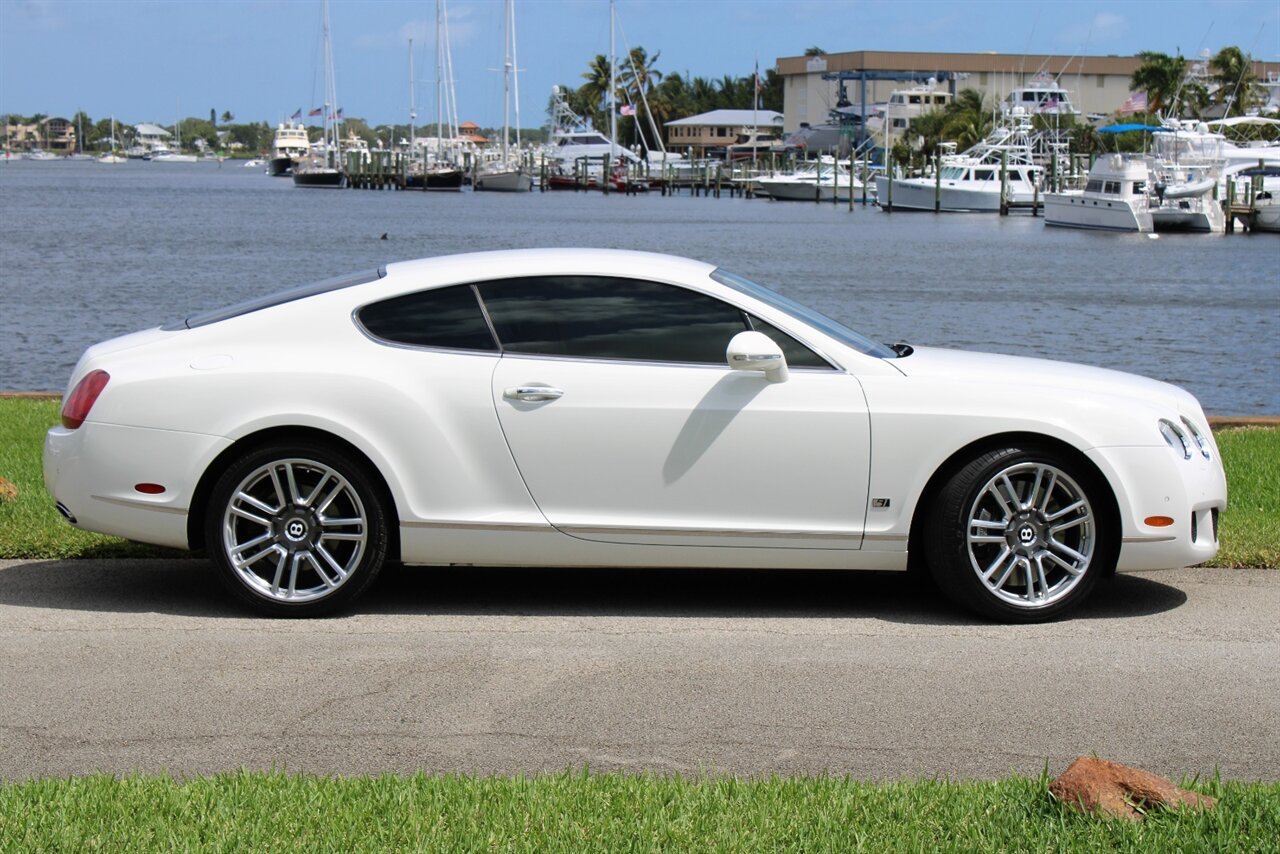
[1,159,1277,413]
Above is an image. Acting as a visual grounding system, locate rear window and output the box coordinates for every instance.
[164,268,385,330]
[357,284,497,351]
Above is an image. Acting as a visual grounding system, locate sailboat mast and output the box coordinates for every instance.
[409,38,417,145]
[608,0,616,165]
[502,0,511,161]
[511,0,521,149]
[435,0,442,161]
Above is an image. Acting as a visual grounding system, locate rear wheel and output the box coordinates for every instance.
[926,446,1110,622]
[205,441,388,617]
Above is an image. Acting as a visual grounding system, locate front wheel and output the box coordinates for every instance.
[925,446,1112,622]
[205,441,389,617]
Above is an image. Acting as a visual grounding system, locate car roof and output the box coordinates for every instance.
[382,248,717,286]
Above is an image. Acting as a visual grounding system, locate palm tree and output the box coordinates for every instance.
[942,89,993,150]
[1130,51,1188,116]
[578,53,615,130]
[619,47,662,100]
[1209,46,1257,117]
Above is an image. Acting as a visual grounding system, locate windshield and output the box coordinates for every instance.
[711,269,898,359]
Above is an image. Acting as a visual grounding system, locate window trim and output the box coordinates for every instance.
[354,273,843,370]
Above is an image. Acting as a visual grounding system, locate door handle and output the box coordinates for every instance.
[503,386,564,402]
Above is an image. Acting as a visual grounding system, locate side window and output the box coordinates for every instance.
[748,315,832,369]
[477,276,748,364]
[357,285,497,351]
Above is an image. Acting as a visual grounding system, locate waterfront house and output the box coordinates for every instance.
[664,109,783,159]
[133,122,173,153]
[3,116,76,153]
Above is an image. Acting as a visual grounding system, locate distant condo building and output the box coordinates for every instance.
[776,49,1280,134]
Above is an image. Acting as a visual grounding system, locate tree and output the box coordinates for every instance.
[71,110,95,150]
[1209,46,1257,117]
[221,110,235,124]
[1130,51,1188,116]
[578,53,615,130]
[803,46,827,57]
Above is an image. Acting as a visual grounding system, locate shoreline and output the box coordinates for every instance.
[4,391,1278,427]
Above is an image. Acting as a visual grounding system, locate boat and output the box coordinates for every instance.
[1148,119,1225,233]
[21,147,60,160]
[149,146,197,163]
[412,0,465,192]
[293,0,345,189]
[874,110,1043,212]
[754,157,868,202]
[1253,193,1280,232]
[867,80,954,147]
[97,117,126,163]
[1001,72,1081,119]
[474,0,533,193]
[1043,154,1153,232]
[267,121,310,176]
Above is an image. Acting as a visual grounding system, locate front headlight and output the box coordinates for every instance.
[1180,416,1212,460]
[1158,419,1193,460]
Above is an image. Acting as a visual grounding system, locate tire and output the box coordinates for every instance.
[925,445,1111,623]
[205,441,389,617]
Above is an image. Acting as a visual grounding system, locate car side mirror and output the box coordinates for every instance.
[726,330,788,383]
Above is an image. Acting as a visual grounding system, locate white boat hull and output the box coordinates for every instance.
[1253,202,1280,233]
[874,176,1035,212]
[474,168,533,193]
[1043,193,1153,232]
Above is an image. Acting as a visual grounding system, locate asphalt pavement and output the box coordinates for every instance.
[1,559,1277,782]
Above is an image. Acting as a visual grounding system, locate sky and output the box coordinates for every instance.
[1,0,1277,131]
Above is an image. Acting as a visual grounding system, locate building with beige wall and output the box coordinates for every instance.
[665,109,783,157]
[4,116,76,152]
[776,50,1280,133]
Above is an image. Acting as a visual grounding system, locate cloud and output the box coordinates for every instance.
[1059,12,1128,48]
[353,7,479,52]
[11,0,63,30]
[355,19,432,50]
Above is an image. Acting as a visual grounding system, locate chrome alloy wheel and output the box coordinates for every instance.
[221,458,368,603]
[964,461,1095,609]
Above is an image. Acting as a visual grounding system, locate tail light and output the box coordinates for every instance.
[61,370,110,429]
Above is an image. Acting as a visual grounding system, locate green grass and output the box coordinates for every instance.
[0,398,176,559]
[1207,426,1280,569]
[1,398,1276,566]
[1,770,1277,852]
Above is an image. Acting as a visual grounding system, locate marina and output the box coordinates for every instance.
[0,159,1275,415]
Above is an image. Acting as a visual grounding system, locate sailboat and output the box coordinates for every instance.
[423,0,463,191]
[294,0,345,188]
[98,117,126,164]
[68,112,95,160]
[150,116,198,163]
[474,0,532,192]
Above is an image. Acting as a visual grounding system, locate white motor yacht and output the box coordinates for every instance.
[874,111,1043,212]
[755,158,868,202]
[1043,154,1153,232]
[268,121,311,177]
[1148,119,1225,233]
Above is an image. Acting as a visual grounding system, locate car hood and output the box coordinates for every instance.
[893,345,1196,414]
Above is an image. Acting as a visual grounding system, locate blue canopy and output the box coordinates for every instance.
[1097,124,1163,134]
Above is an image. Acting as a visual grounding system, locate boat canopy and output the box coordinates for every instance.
[1098,124,1163,134]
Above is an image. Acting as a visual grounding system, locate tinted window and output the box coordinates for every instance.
[357,285,497,351]
[478,276,747,364]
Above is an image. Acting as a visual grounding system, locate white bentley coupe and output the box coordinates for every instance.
[45,249,1227,621]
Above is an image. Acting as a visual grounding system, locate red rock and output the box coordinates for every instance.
[1049,756,1216,821]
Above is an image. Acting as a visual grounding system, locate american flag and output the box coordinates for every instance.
[290,109,302,120]
[308,107,323,117]
[1118,91,1148,114]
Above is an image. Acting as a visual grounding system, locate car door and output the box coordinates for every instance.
[482,275,872,550]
